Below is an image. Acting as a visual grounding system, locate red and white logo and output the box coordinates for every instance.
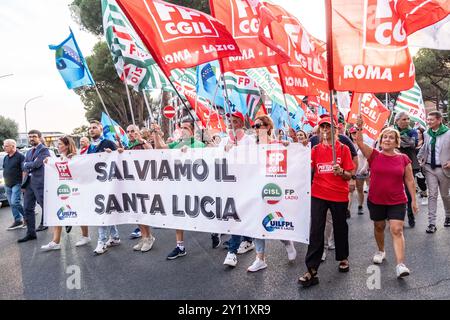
[163,105,176,119]
[364,0,407,50]
[150,1,219,42]
[55,162,73,180]
[266,150,287,175]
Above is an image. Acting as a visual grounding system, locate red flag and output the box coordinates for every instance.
[116,0,241,77]
[347,93,391,143]
[325,0,415,93]
[396,0,450,35]
[262,2,328,96]
[209,0,289,71]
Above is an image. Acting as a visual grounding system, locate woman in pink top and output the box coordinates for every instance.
[355,116,418,279]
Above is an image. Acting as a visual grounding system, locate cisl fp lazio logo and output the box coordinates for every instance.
[262,183,283,204]
[57,205,78,221]
[55,162,72,180]
[57,184,80,200]
[266,150,287,176]
[262,211,294,232]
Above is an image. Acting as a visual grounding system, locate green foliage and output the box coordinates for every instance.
[70,0,103,35]
[0,116,19,149]
[71,125,90,137]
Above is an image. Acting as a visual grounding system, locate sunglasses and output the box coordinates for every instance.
[252,123,265,129]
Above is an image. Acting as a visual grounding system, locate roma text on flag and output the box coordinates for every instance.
[115,0,241,77]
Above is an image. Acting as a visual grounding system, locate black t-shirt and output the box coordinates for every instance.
[2,151,25,187]
[309,134,358,158]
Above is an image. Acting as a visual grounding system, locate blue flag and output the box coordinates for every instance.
[49,29,94,89]
[100,112,129,147]
[196,62,225,108]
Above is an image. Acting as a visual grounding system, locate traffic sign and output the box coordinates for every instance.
[163,105,176,119]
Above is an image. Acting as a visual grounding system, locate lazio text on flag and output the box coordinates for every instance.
[102,0,169,91]
[395,82,427,127]
[49,29,94,90]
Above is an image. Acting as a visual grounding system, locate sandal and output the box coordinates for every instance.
[338,260,350,273]
[298,270,319,287]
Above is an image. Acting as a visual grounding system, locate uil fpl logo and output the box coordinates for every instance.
[262,183,282,205]
[262,212,294,232]
[57,205,78,221]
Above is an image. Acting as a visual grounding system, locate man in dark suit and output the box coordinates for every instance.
[18,130,51,243]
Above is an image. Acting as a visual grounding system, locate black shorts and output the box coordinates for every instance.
[367,200,406,221]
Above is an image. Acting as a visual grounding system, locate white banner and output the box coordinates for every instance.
[44,145,311,243]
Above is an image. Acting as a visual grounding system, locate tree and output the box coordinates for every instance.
[0,116,19,149]
[71,125,90,137]
[414,49,450,117]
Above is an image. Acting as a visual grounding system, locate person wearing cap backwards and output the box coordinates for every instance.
[355,115,417,279]
[222,112,257,267]
[298,115,355,287]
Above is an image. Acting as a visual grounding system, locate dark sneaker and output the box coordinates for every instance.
[7,220,24,231]
[211,234,221,249]
[426,224,437,234]
[167,247,187,260]
[36,225,48,232]
[65,226,72,233]
[408,219,415,228]
[18,234,37,243]
[444,218,450,227]
[357,206,364,215]
[346,209,351,219]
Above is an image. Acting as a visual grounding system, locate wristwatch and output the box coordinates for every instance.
[351,175,357,180]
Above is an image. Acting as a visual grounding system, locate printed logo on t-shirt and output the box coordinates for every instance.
[317,158,341,174]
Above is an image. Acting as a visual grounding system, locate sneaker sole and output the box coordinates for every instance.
[167,252,187,260]
[237,247,255,254]
[299,277,319,287]
[247,266,267,272]
[7,225,24,231]
[141,246,154,252]
[397,271,410,279]
[41,247,61,251]
[75,242,91,247]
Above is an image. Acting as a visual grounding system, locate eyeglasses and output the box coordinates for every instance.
[126,130,135,133]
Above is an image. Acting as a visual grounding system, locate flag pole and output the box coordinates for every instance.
[142,90,154,127]
[329,90,337,164]
[124,82,136,125]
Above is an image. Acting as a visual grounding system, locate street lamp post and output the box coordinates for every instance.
[24,95,43,134]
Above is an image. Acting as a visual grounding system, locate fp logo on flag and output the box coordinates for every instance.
[266,150,287,176]
[55,162,73,180]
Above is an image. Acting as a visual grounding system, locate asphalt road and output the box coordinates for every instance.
[0,194,449,300]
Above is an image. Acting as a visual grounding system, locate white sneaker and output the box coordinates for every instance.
[223,252,238,267]
[285,241,297,261]
[396,263,410,278]
[75,236,91,247]
[321,250,327,261]
[106,237,121,247]
[247,258,267,272]
[373,251,386,264]
[133,239,144,251]
[421,198,428,205]
[237,241,255,254]
[141,236,155,252]
[94,241,107,255]
[41,241,61,251]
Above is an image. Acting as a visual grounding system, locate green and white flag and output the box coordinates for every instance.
[102,0,169,91]
[395,82,427,128]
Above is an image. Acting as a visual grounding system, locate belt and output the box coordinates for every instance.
[426,163,442,168]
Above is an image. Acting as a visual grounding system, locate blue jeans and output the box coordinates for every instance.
[228,235,252,254]
[254,239,290,254]
[5,184,24,222]
[98,226,120,244]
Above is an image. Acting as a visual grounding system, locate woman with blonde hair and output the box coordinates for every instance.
[41,136,91,251]
[355,116,418,278]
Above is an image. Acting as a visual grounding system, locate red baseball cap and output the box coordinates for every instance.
[231,112,245,123]
[318,115,338,126]
[349,126,357,134]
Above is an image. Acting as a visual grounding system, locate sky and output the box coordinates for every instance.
[0,0,326,134]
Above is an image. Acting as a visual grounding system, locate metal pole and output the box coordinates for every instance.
[24,95,43,134]
[329,90,337,164]
[142,90,154,126]
[124,82,136,125]
[0,73,13,79]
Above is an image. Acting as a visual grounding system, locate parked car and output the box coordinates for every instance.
[0,153,8,207]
